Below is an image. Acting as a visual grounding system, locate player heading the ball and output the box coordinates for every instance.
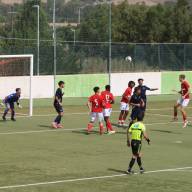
[2,88,22,121]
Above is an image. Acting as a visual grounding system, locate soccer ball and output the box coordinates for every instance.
[125,56,132,62]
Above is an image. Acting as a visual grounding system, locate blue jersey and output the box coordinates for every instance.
[130,93,142,109]
[137,85,150,100]
[5,93,20,103]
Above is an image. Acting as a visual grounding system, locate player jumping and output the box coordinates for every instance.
[2,88,22,121]
[173,74,190,128]
[118,81,135,126]
[126,113,150,174]
[129,87,145,128]
[101,85,115,134]
[87,87,104,135]
[137,78,158,116]
[52,81,65,129]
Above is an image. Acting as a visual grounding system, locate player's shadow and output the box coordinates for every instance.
[72,130,99,135]
[150,129,181,134]
[38,124,52,129]
[108,168,127,174]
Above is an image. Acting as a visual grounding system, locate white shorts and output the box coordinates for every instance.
[177,98,190,107]
[90,112,104,122]
[120,102,129,111]
[103,108,112,117]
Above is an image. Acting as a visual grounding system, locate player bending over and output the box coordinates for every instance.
[118,81,135,126]
[87,87,104,135]
[126,113,150,174]
[173,74,190,128]
[2,88,22,121]
[137,78,158,116]
[129,87,145,128]
[101,85,115,134]
[52,81,65,129]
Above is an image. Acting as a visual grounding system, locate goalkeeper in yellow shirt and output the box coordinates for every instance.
[126,113,150,174]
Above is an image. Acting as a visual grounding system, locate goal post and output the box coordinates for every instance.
[0,54,34,116]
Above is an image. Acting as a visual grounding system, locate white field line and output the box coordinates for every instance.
[0,120,184,136]
[0,167,191,190]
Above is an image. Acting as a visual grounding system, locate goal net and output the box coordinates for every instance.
[0,54,33,117]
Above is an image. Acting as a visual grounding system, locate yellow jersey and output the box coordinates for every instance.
[129,122,146,141]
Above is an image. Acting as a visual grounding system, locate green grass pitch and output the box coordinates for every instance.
[0,95,192,192]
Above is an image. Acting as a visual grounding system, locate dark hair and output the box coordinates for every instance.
[16,88,21,92]
[138,78,144,82]
[128,81,135,87]
[105,85,111,91]
[58,81,65,86]
[134,87,141,93]
[179,74,185,79]
[93,86,100,93]
[137,112,144,121]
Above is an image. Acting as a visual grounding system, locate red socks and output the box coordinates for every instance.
[87,123,93,133]
[106,120,113,131]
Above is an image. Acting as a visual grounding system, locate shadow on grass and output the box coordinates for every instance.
[72,130,99,135]
[150,129,181,134]
[108,168,127,174]
[38,124,52,129]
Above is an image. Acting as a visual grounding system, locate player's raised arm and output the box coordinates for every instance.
[150,88,158,91]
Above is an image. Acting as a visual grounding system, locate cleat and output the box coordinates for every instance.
[107,130,116,135]
[183,120,188,128]
[11,118,16,121]
[125,169,134,175]
[2,116,6,121]
[172,117,178,122]
[140,167,145,174]
[57,124,63,128]
[51,122,58,129]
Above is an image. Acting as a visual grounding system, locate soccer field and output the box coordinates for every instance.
[0,95,192,192]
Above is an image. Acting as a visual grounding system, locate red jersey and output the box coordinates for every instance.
[121,87,132,103]
[181,81,190,99]
[101,91,114,109]
[89,94,103,113]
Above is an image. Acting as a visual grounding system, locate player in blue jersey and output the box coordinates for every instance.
[2,88,22,121]
[137,78,158,115]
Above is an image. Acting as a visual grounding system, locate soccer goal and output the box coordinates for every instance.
[0,54,33,117]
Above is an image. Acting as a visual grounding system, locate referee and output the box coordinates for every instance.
[126,114,150,174]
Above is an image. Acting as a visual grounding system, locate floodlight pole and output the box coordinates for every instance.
[71,29,76,46]
[33,5,40,76]
[53,0,57,92]
[108,0,112,85]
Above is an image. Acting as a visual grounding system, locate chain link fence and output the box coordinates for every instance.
[0,1,192,75]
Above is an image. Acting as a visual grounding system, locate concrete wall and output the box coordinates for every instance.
[111,72,161,96]
[0,76,54,99]
[0,72,190,98]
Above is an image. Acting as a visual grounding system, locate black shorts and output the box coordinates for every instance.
[131,108,142,121]
[54,103,64,113]
[131,140,142,156]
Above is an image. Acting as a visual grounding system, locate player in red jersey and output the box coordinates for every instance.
[173,74,190,128]
[101,85,115,134]
[118,81,135,126]
[87,87,104,135]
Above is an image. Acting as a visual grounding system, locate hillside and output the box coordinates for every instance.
[114,0,177,5]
